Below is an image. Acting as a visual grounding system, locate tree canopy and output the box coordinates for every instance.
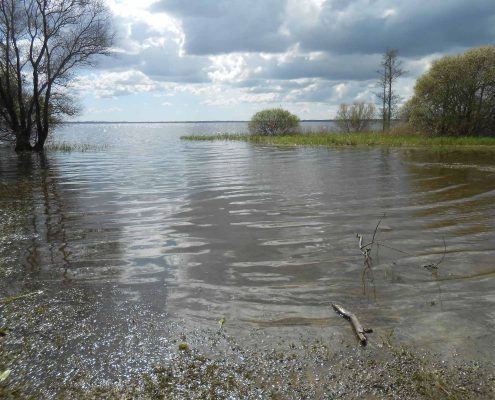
[0,0,113,152]
[248,108,300,136]
[405,46,495,136]
[336,102,375,133]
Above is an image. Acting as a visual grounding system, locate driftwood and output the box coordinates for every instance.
[332,303,372,346]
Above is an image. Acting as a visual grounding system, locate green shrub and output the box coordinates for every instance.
[248,108,300,136]
[405,46,495,136]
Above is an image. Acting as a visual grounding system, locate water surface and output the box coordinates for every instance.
[1,122,495,385]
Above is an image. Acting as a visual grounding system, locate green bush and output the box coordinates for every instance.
[248,108,300,136]
[405,46,495,136]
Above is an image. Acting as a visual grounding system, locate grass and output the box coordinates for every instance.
[44,141,109,152]
[181,131,495,149]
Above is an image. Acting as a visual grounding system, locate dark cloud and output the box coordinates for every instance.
[295,0,495,56]
[150,0,495,58]
[259,53,381,81]
[87,0,494,108]
[130,21,158,43]
[151,0,292,55]
[138,43,209,83]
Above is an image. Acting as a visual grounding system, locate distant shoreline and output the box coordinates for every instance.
[64,120,339,124]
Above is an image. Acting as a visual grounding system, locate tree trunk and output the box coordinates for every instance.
[33,127,48,152]
[382,75,387,132]
[387,62,393,131]
[14,130,32,152]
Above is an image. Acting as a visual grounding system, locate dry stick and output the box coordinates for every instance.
[423,238,447,310]
[357,233,366,255]
[362,253,376,297]
[423,238,447,271]
[357,215,385,296]
[357,234,375,297]
[370,215,384,246]
[332,303,372,346]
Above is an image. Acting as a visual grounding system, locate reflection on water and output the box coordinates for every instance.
[1,123,495,372]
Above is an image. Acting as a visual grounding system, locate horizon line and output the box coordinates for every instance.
[66,119,342,124]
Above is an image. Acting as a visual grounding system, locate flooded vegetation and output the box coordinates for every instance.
[182,131,495,148]
[44,141,110,153]
[1,122,495,398]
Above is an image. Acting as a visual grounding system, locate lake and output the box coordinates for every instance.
[1,122,495,389]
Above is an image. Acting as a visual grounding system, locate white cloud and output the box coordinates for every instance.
[207,54,251,83]
[73,70,163,98]
[72,0,495,120]
[382,8,397,18]
[334,83,347,99]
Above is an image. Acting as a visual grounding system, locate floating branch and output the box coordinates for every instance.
[332,303,372,346]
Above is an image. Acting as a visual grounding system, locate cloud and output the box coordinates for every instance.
[288,0,495,56]
[138,41,209,82]
[74,0,495,120]
[73,70,162,98]
[92,17,209,84]
[255,51,382,81]
[151,0,292,55]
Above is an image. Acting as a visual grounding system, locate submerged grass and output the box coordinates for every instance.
[44,141,109,152]
[1,283,494,399]
[182,132,495,149]
[3,331,493,399]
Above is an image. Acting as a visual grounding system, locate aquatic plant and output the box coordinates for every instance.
[44,142,109,152]
[182,132,495,148]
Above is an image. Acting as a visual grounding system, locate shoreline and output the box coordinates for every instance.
[2,290,494,399]
[181,132,495,149]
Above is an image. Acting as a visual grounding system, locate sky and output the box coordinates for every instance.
[73,0,495,122]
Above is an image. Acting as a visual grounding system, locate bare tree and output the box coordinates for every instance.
[376,48,404,131]
[0,0,113,152]
[335,102,376,133]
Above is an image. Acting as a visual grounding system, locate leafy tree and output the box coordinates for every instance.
[405,46,495,136]
[248,108,300,136]
[336,102,376,133]
[0,0,113,152]
[376,48,404,131]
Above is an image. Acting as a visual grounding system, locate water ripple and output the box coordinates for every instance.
[1,123,495,363]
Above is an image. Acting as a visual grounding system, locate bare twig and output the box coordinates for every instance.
[374,241,412,255]
[423,239,447,310]
[423,238,446,271]
[356,215,385,297]
[371,214,384,245]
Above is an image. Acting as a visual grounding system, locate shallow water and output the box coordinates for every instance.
[1,122,495,386]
